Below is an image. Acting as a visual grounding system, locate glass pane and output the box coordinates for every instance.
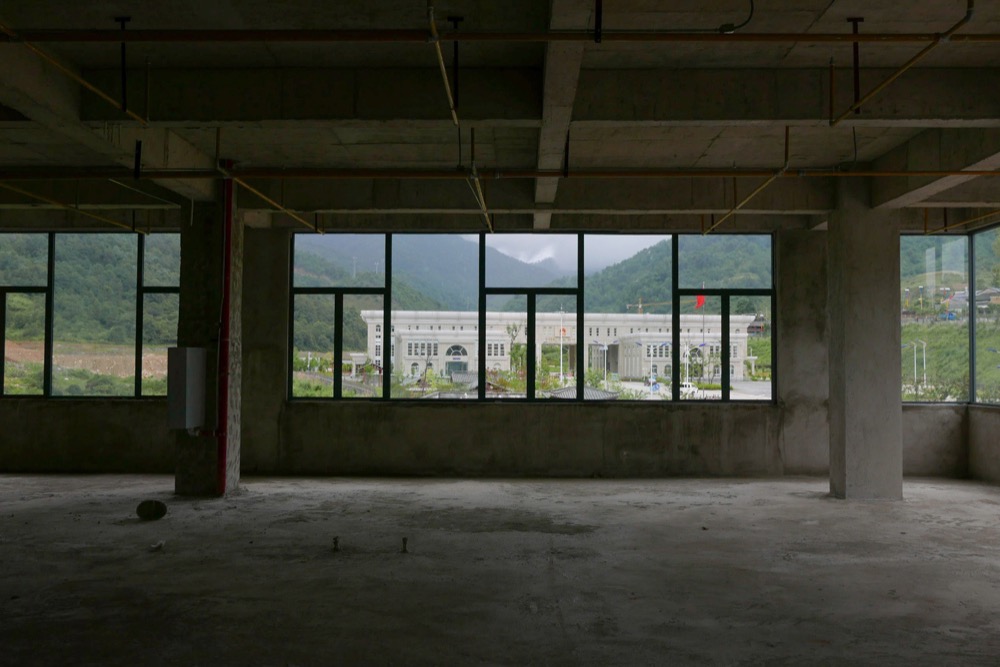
[486,234,577,288]
[4,292,45,395]
[0,233,48,286]
[292,294,335,398]
[390,234,478,400]
[293,233,385,288]
[584,234,672,401]
[678,234,772,289]
[679,295,722,400]
[486,294,526,399]
[141,293,178,396]
[52,234,137,396]
[732,295,772,401]
[901,236,969,402]
[536,296,577,399]
[143,234,180,287]
[344,295,383,398]
[975,228,1000,403]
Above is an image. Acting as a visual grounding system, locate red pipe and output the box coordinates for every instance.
[6,29,1000,44]
[216,163,234,496]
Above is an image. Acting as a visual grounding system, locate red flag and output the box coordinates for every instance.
[695,295,705,309]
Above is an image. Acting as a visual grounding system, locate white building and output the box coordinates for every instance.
[360,310,758,382]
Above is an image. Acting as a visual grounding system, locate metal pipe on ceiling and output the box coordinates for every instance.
[5,29,1000,44]
[932,207,1000,234]
[830,0,975,127]
[0,181,147,233]
[427,5,459,127]
[0,21,148,126]
[705,126,789,233]
[4,167,1000,181]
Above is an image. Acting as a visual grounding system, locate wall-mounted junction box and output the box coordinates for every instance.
[167,347,206,430]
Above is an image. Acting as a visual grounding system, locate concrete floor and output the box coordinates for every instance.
[2,476,1000,666]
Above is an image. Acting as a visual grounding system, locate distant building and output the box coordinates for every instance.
[360,310,757,382]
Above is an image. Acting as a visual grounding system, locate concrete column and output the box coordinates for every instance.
[776,229,829,474]
[174,196,244,496]
[827,178,902,499]
[240,226,291,472]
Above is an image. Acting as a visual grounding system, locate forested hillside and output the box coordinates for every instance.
[1,234,179,345]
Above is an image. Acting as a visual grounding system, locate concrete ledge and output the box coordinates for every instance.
[0,399,173,473]
[969,404,1000,482]
[903,403,968,477]
[274,402,783,477]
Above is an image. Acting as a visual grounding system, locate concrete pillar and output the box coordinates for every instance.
[827,178,902,499]
[174,195,244,496]
[776,229,829,474]
[241,226,291,472]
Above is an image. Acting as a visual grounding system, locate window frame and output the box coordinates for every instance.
[0,231,179,399]
[288,234,391,400]
[288,231,776,404]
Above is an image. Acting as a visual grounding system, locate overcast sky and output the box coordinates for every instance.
[462,234,669,274]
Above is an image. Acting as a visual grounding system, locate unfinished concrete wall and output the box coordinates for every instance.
[275,402,782,476]
[903,404,967,477]
[969,405,1000,482]
[776,229,829,474]
[0,399,173,472]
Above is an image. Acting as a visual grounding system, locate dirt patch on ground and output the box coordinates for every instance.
[4,341,169,378]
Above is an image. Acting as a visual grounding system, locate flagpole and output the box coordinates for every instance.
[701,282,705,382]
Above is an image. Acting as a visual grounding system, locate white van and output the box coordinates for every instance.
[680,382,698,398]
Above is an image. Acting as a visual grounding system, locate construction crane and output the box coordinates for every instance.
[625,298,671,314]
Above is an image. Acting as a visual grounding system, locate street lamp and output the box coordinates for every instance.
[559,308,564,385]
[592,339,618,385]
[913,339,927,389]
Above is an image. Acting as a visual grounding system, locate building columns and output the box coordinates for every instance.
[828,178,903,499]
[175,186,244,496]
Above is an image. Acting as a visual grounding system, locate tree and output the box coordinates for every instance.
[993,232,1000,287]
[505,323,523,370]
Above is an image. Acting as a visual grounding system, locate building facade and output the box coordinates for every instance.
[361,310,758,383]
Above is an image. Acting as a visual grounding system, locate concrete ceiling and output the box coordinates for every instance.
[1,0,1000,232]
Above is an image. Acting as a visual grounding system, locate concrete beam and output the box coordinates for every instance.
[922,179,1000,207]
[233,177,833,216]
[0,179,182,209]
[872,128,1000,208]
[0,207,186,231]
[82,68,542,126]
[549,213,813,232]
[0,46,216,201]
[574,68,1000,127]
[552,177,833,215]
[77,67,1000,129]
[533,0,589,229]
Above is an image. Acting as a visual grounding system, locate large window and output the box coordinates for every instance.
[900,235,969,402]
[584,235,671,400]
[290,234,387,399]
[677,235,774,402]
[289,232,775,402]
[974,227,1000,403]
[390,234,478,400]
[0,232,179,398]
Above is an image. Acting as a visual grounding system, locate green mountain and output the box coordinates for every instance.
[526,236,772,316]
[0,233,180,346]
[296,234,563,309]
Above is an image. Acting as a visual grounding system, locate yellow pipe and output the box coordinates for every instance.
[830,1,974,126]
[0,21,148,126]
[0,181,145,233]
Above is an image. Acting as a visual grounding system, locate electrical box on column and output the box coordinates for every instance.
[167,347,206,430]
